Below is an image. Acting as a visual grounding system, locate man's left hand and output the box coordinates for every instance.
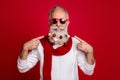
[74,36,95,65]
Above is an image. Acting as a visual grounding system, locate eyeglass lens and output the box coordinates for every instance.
[51,18,67,24]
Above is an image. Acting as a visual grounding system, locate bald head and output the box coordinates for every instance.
[48,6,69,19]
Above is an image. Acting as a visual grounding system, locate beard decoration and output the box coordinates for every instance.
[48,26,70,45]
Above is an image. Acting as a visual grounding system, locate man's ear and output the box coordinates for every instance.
[67,20,70,26]
[48,21,51,26]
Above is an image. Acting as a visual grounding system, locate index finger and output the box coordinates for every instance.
[34,36,44,40]
[74,35,86,43]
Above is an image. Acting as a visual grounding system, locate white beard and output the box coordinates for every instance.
[48,26,70,45]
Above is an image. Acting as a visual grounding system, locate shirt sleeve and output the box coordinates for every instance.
[72,37,96,75]
[76,51,96,75]
[17,44,41,73]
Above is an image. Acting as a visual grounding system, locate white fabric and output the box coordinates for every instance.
[17,37,95,80]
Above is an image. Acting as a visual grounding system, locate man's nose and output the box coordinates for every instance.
[56,21,61,26]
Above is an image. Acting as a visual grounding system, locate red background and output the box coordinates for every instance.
[0,0,120,80]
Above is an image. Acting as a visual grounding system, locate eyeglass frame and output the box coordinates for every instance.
[49,18,69,24]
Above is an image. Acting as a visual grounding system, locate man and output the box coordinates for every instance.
[17,6,96,80]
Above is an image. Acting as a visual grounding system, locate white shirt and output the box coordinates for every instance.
[17,37,95,80]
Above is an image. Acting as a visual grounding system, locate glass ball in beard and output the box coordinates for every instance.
[48,26,70,45]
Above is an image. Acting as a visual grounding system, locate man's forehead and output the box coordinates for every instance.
[51,9,67,19]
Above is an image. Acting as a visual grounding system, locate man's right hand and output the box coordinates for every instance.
[20,36,44,60]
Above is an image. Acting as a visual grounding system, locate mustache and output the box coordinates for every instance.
[50,26,67,31]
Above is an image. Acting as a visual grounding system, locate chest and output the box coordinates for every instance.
[52,45,76,68]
